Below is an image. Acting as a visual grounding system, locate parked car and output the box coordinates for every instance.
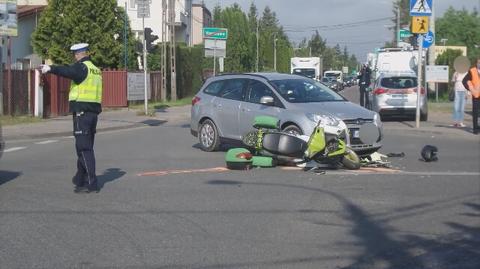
[191,73,383,156]
[320,77,338,91]
[368,72,428,121]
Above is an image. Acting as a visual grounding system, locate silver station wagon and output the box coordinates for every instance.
[191,73,383,156]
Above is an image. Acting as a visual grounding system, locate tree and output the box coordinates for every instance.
[436,8,480,62]
[308,31,326,57]
[32,0,137,69]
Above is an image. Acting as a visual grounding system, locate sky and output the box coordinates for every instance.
[199,0,479,62]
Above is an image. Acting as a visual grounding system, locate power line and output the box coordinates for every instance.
[283,16,393,31]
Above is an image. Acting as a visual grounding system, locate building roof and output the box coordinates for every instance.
[17,5,46,19]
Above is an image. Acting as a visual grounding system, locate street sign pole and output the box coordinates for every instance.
[416,34,424,128]
[213,45,216,76]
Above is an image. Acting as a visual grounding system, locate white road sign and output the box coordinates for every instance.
[426,65,449,83]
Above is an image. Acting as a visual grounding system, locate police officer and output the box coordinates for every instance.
[357,64,371,108]
[41,43,102,193]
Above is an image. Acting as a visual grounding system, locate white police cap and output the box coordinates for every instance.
[70,43,89,53]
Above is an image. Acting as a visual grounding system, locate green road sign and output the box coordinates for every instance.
[399,29,412,39]
[203,27,228,40]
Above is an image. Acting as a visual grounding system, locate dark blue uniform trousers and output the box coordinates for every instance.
[72,112,98,187]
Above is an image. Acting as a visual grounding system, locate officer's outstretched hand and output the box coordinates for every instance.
[40,64,51,74]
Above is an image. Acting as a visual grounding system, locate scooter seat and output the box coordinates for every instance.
[262,133,307,158]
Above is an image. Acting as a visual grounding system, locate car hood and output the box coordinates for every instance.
[289,101,375,120]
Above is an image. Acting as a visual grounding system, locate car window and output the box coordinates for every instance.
[381,76,417,89]
[246,80,275,104]
[219,79,246,101]
[270,78,345,103]
[203,80,224,96]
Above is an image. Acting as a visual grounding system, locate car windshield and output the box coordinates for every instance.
[292,68,316,79]
[325,73,340,79]
[381,76,418,89]
[270,78,345,103]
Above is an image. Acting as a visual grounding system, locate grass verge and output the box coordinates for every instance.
[131,96,192,116]
[0,115,44,126]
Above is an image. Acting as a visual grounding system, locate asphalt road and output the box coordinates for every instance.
[0,89,479,269]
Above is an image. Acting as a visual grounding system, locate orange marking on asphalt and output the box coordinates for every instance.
[138,167,229,177]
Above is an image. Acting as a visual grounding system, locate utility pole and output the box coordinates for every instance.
[124,1,128,69]
[169,0,177,101]
[142,17,148,114]
[161,0,167,101]
[256,18,259,72]
[396,5,400,47]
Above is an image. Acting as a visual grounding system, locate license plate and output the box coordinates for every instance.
[353,130,360,138]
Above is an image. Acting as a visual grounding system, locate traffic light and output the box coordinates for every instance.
[144,27,158,53]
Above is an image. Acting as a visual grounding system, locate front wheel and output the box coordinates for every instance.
[342,147,361,170]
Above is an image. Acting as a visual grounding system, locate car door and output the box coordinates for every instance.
[238,79,283,136]
[214,78,247,139]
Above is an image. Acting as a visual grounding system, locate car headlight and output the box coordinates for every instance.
[306,113,340,126]
[373,112,383,127]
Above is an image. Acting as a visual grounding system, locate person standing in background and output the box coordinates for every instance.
[451,71,468,127]
[462,58,480,134]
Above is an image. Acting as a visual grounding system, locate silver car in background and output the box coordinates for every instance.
[369,72,428,121]
[191,73,383,156]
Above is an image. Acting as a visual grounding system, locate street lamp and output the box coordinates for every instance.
[273,33,278,71]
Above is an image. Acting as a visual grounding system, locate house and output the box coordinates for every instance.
[118,0,193,46]
[191,2,212,45]
[1,0,47,69]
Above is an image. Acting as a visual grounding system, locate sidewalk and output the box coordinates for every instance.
[2,105,191,141]
[1,103,478,141]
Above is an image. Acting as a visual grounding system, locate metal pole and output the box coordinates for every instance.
[416,34,424,128]
[143,17,148,115]
[435,82,438,102]
[169,0,177,102]
[213,45,216,76]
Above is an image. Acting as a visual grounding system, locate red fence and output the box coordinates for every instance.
[102,70,128,107]
[2,70,162,117]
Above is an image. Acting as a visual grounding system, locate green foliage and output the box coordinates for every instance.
[32,0,137,69]
[148,43,204,99]
[436,8,480,62]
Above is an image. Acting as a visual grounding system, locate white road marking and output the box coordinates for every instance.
[4,147,27,153]
[35,140,59,145]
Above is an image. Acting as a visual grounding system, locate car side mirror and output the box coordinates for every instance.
[260,96,275,106]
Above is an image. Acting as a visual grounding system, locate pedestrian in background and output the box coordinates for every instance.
[357,64,371,108]
[41,43,103,192]
[462,58,480,134]
[451,71,468,127]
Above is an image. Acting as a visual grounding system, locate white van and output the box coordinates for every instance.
[374,48,419,80]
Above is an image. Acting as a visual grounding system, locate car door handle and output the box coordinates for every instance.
[241,108,251,112]
[213,103,222,108]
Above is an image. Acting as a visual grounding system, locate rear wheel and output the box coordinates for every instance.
[342,147,361,170]
[199,119,220,152]
[282,125,303,136]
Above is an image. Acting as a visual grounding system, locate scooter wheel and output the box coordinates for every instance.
[342,148,361,170]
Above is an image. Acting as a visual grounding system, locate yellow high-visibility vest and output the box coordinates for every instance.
[69,61,102,103]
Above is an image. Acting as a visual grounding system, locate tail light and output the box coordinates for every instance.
[236,152,253,160]
[192,96,201,106]
[413,88,426,95]
[373,88,388,95]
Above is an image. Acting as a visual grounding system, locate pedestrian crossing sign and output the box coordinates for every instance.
[410,0,433,16]
[411,16,429,34]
